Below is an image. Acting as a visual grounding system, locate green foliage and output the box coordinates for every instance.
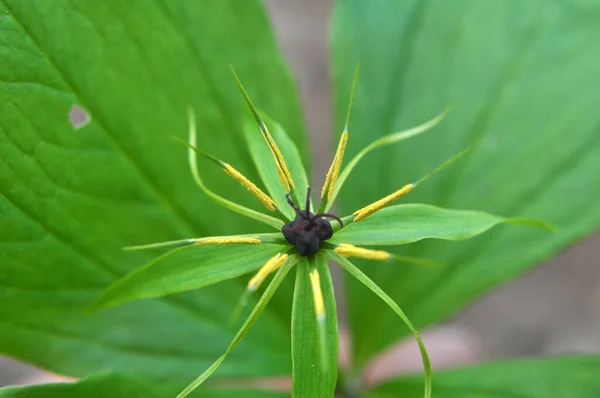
[330,252,431,398]
[365,357,600,398]
[177,258,298,398]
[332,0,600,365]
[0,373,288,398]
[1,0,600,397]
[0,0,304,383]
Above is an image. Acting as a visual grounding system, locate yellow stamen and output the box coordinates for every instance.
[322,131,349,200]
[277,164,291,192]
[309,269,325,320]
[182,130,278,213]
[248,253,289,292]
[262,123,295,191]
[194,236,261,245]
[223,164,276,211]
[353,184,414,222]
[334,244,391,261]
[229,67,295,192]
[352,147,471,222]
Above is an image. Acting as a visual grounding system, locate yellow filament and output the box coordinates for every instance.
[334,244,391,261]
[248,253,289,292]
[309,269,325,320]
[353,183,414,222]
[322,131,348,200]
[194,237,261,245]
[223,164,276,211]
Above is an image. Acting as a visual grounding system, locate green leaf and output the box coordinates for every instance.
[0,0,303,380]
[332,0,600,364]
[0,373,289,398]
[291,254,338,398]
[332,204,545,246]
[244,113,310,219]
[366,356,600,398]
[329,252,431,398]
[177,256,298,398]
[93,243,287,310]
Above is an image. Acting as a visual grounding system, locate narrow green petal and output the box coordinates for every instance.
[187,108,284,229]
[333,204,552,246]
[326,108,450,212]
[291,254,338,397]
[329,252,431,398]
[91,244,286,311]
[176,256,299,398]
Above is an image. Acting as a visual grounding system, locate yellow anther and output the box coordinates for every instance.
[248,253,289,292]
[309,269,325,320]
[194,236,261,245]
[351,148,470,222]
[322,131,348,200]
[223,164,276,211]
[334,244,391,261]
[262,123,295,191]
[230,67,296,192]
[277,166,291,192]
[353,183,414,222]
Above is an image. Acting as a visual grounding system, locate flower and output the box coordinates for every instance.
[94,66,545,398]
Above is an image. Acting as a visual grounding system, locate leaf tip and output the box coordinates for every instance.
[506,217,558,232]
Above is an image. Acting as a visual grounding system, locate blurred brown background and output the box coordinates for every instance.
[2,0,599,386]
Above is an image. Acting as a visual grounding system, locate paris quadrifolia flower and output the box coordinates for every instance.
[92,66,550,398]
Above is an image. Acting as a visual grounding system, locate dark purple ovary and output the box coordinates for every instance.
[281,187,342,256]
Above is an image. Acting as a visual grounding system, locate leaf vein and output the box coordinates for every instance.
[1,0,199,238]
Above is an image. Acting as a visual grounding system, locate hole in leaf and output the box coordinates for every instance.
[69,105,91,129]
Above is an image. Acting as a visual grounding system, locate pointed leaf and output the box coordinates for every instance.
[366,356,600,398]
[332,204,547,246]
[178,256,298,398]
[0,373,289,398]
[332,0,600,364]
[243,113,310,219]
[0,0,304,380]
[94,243,286,310]
[330,252,431,398]
[291,254,338,397]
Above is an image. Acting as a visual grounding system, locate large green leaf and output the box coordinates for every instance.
[0,373,289,398]
[291,254,338,397]
[0,0,305,381]
[365,356,600,398]
[332,0,600,365]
